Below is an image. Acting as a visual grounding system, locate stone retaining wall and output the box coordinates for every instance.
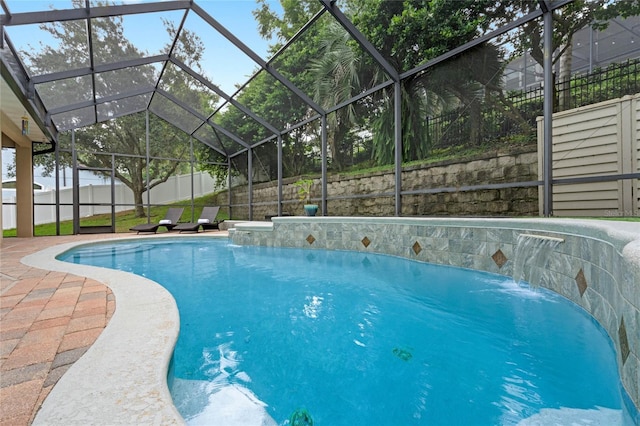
[213,148,538,219]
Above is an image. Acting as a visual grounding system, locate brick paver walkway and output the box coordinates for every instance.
[0,235,120,425]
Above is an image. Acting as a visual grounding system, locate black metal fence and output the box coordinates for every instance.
[429,58,640,150]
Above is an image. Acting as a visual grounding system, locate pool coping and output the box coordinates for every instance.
[22,233,228,425]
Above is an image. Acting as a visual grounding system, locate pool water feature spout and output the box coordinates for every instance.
[513,233,564,288]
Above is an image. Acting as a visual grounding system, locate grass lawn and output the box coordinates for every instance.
[3,194,229,237]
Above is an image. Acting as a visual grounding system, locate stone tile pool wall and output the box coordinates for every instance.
[230,217,640,414]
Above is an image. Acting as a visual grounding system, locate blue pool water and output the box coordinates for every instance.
[59,239,637,425]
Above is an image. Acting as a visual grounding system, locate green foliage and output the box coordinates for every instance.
[351,0,493,72]
[24,0,213,217]
[293,178,314,203]
[341,0,502,165]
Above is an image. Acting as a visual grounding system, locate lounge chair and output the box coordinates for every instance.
[129,207,184,234]
[174,206,221,233]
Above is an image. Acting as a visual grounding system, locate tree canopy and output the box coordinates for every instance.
[24,0,217,217]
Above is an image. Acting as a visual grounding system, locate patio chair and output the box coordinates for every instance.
[174,206,222,233]
[129,207,184,234]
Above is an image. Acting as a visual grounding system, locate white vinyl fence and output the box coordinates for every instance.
[2,171,219,230]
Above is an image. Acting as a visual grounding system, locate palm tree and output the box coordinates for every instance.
[311,21,436,167]
[310,21,361,171]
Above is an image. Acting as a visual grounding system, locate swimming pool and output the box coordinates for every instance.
[59,238,636,425]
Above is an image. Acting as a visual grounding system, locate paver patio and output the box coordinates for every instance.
[0,235,122,425]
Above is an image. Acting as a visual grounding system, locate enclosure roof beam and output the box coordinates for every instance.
[85,0,99,128]
[248,109,325,150]
[537,0,550,14]
[326,80,394,115]
[191,2,325,115]
[191,132,227,158]
[169,57,279,135]
[0,1,191,26]
[611,16,640,39]
[47,85,155,116]
[228,147,248,160]
[280,113,322,137]
[145,5,189,117]
[319,0,399,82]
[30,55,169,85]
[252,134,278,149]
[96,106,146,124]
[269,7,327,66]
[0,0,10,18]
[156,88,250,149]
